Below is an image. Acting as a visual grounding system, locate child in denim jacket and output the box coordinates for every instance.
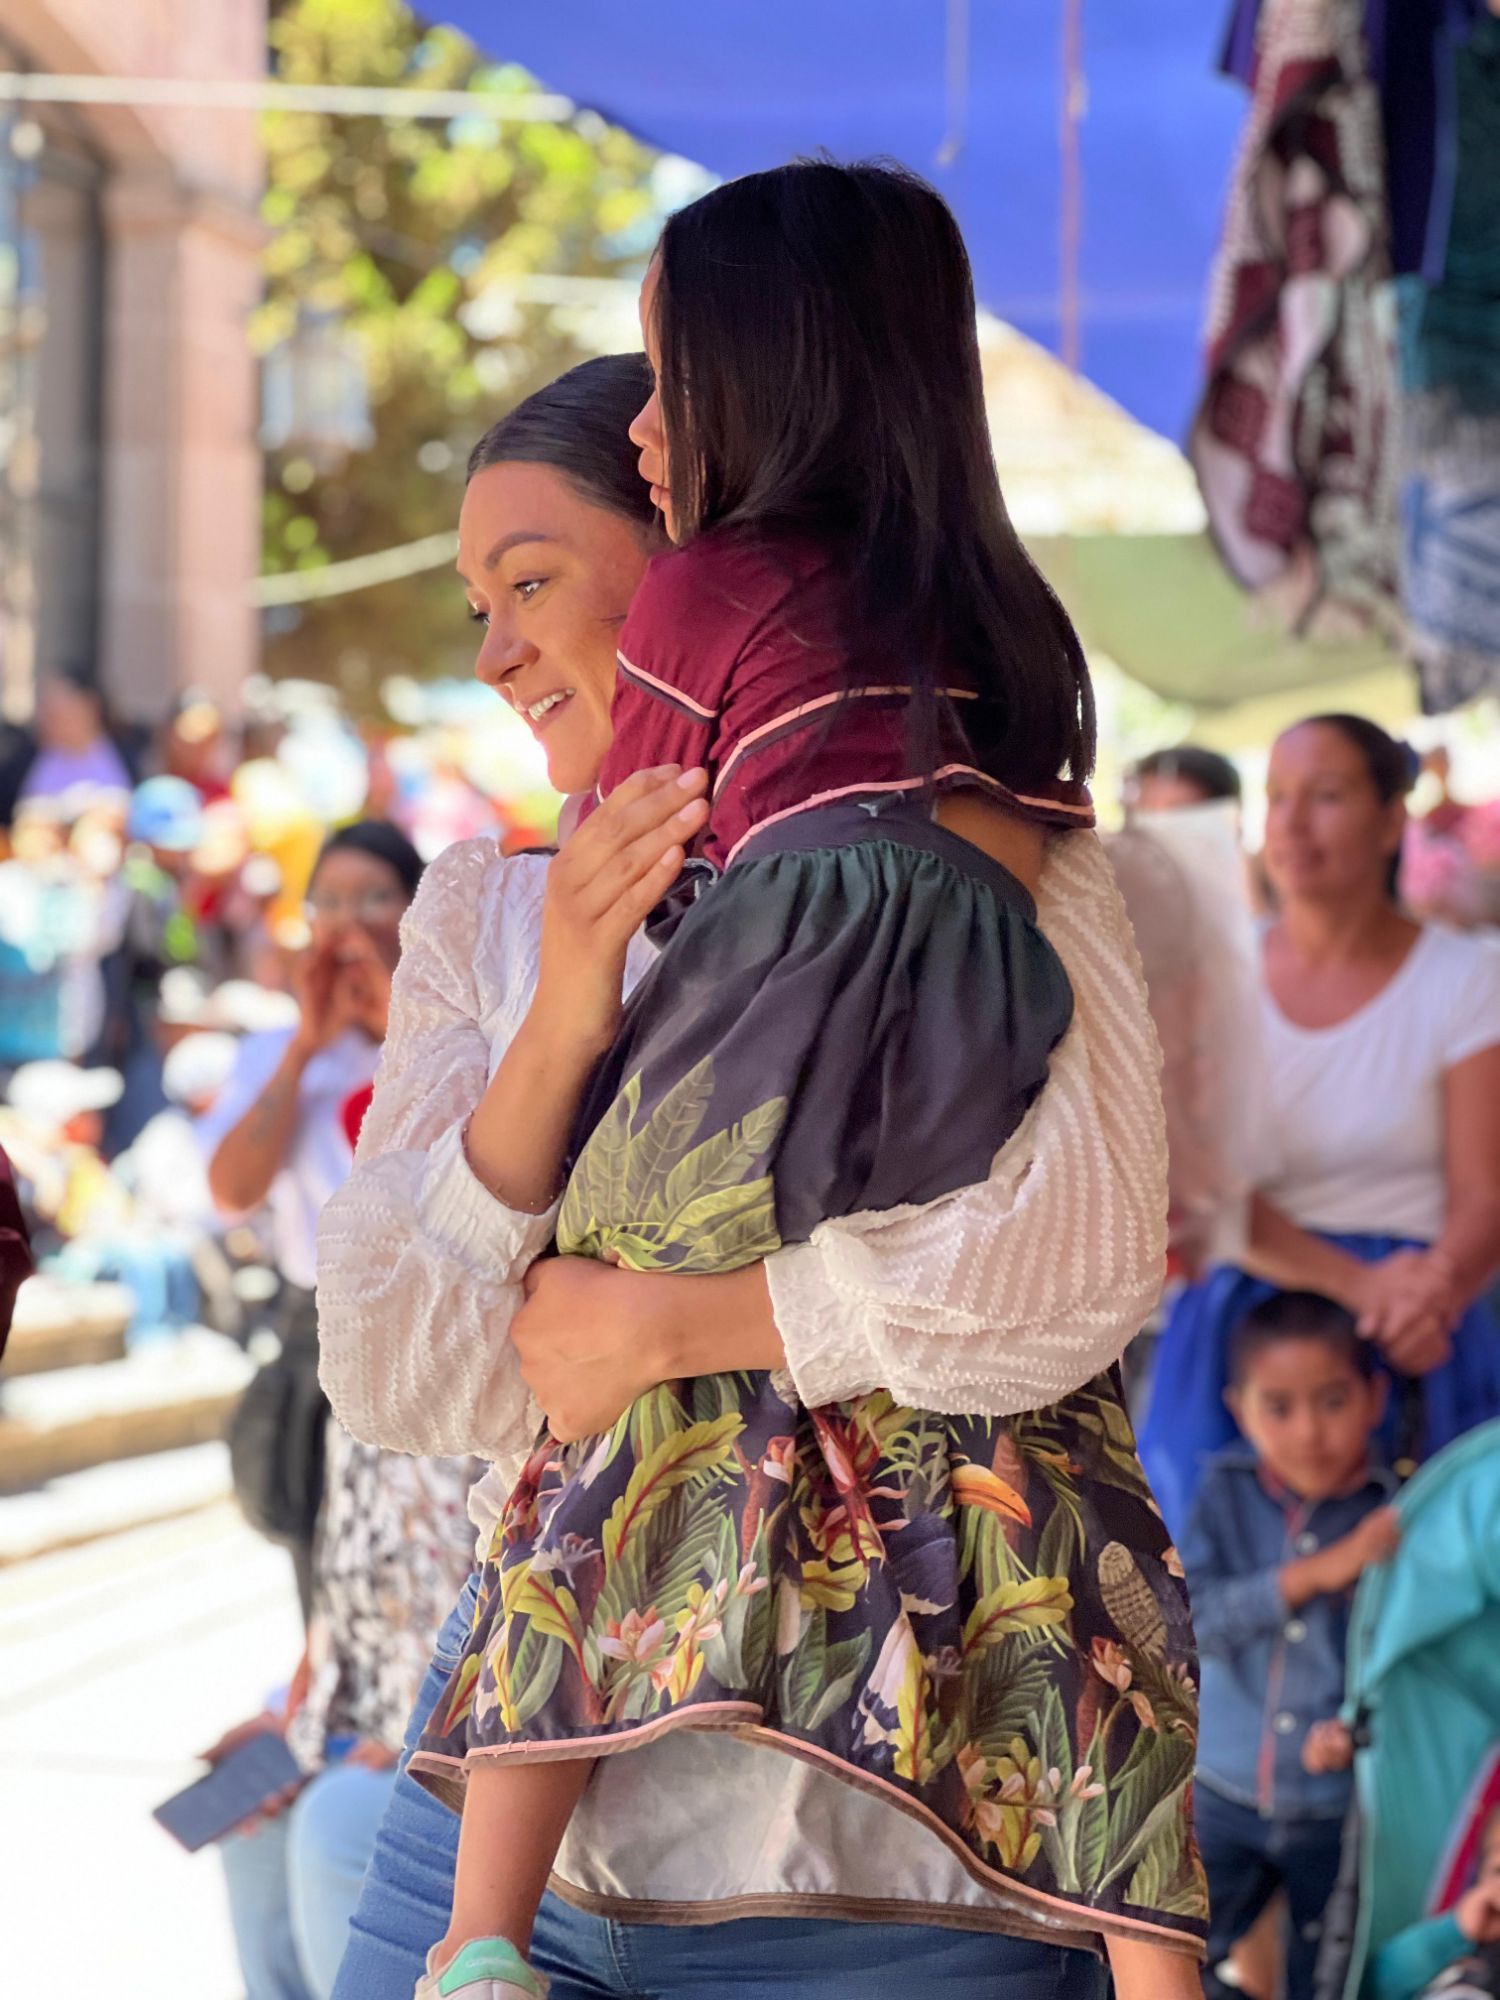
[1182,1291,1401,2000]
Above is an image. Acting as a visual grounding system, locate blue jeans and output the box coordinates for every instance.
[333,1576,1107,2000]
[221,1760,398,2000]
[1194,1782,1345,2000]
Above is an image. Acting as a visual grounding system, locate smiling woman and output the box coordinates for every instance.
[318,344,1179,2000]
[459,356,659,798]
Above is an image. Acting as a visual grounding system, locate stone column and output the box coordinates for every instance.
[100,169,264,723]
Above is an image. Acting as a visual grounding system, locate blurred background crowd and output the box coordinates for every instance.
[2,3,1500,1999]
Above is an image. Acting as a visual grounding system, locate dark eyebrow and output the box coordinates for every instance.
[482,530,557,571]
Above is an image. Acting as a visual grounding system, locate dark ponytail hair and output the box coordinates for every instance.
[468,355,657,533]
[652,158,1095,794]
[1299,713,1416,900]
[1304,713,1417,806]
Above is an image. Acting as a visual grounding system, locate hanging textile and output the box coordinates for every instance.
[1190,0,1398,638]
[1364,0,1489,282]
[1398,13,1500,712]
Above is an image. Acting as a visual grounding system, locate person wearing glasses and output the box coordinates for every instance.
[203,821,424,1616]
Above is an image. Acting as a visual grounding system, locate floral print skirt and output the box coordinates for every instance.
[408,806,1208,1952]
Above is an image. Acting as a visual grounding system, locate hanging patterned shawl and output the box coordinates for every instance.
[1190,0,1398,637]
[1397,14,1500,712]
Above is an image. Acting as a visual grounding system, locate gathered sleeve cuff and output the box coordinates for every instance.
[770,832,1168,1416]
[316,842,551,1463]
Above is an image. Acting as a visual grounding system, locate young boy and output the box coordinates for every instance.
[1373,1805,1500,2000]
[1182,1290,1402,2000]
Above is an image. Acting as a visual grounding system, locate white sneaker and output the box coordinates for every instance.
[412,1937,549,2000]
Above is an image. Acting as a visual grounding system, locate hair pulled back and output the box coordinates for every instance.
[468,354,656,533]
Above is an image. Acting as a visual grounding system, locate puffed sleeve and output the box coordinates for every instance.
[767,831,1170,1415]
[316,842,557,1463]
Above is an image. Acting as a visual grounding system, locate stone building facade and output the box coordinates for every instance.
[1,0,264,724]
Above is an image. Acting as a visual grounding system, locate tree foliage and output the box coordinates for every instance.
[259,0,659,701]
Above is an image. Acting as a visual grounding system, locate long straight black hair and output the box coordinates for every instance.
[467,354,657,532]
[654,159,1096,791]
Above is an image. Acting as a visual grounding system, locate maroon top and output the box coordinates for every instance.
[0,1143,33,1362]
[598,533,1093,870]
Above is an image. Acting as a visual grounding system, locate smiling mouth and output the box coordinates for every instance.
[519,688,575,731]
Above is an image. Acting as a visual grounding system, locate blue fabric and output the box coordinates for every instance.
[331,1579,473,1999]
[221,1808,315,2000]
[48,1234,199,1341]
[333,1577,1107,2000]
[1370,1913,1469,2000]
[288,1765,401,1997]
[1193,1782,1346,2000]
[1180,1451,1395,1819]
[432,3,1242,442]
[1343,1422,1500,1996]
[1139,1233,1500,1542]
[220,1761,397,2000]
[1364,0,1488,282]
[527,1899,1108,1999]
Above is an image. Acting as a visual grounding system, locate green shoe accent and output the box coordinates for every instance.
[437,1937,544,1997]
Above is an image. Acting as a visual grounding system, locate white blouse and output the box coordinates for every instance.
[315,829,1167,1938]
[318,831,1168,1530]
[1257,923,1500,1242]
[199,1025,380,1292]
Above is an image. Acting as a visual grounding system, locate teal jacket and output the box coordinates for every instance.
[1345,1422,1500,1999]
[1370,1914,1469,2000]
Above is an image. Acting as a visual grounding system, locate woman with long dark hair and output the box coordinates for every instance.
[320,315,1184,1995]
[1141,713,1500,1537]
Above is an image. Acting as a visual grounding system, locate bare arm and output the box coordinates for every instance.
[317,772,707,1460]
[514,831,1175,1439]
[1244,1194,1372,1311]
[207,940,357,1214]
[208,1034,314,1215]
[1434,1042,1500,1305]
[463,766,709,1214]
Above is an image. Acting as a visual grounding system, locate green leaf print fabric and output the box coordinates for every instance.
[410,815,1208,1953]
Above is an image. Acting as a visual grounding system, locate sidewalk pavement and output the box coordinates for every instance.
[0,1497,304,1997]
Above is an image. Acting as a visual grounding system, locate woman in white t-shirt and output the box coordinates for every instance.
[203,820,425,1616]
[1142,715,1500,1536]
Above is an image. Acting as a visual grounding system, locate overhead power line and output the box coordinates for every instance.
[254,530,458,608]
[0,74,572,123]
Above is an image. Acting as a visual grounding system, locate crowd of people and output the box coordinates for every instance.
[2,157,1499,2000]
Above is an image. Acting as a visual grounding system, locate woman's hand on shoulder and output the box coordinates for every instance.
[535,765,708,1057]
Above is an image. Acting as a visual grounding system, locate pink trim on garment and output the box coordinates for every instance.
[615,652,719,722]
[720,765,1091,868]
[409,1706,1203,1958]
[710,686,981,800]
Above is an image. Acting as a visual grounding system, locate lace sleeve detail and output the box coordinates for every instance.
[768,831,1167,1415]
[316,842,554,1461]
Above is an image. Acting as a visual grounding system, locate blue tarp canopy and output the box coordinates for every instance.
[435,2,1243,441]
